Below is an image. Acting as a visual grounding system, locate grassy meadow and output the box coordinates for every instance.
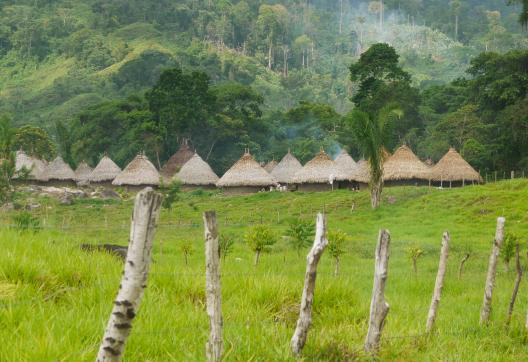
[2,181,528,361]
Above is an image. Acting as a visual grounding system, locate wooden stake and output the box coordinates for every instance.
[204,211,223,362]
[365,229,391,354]
[506,244,522,327]
[290,213,328,356]
[426,232,450,333]
[97,188,162,362]
[480,217,506,325]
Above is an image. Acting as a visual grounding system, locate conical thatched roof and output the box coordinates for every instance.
[264,160,278,173]
[217,151,277,187]
[41,156,75,181]
[113,154,160,186]
[175,153,219,186]
[89,155,122,182]
[160,140,194,179]
[271,150,303,184]
[383,145,431,181]
[353,159,371,183]
[74,161,93,182]
[334,149,358,181]
[430,148,482,182]
[14,150,47,180]
[293,149,345,184]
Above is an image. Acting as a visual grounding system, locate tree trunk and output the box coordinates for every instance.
[203,211,223,362]
[412,258,417,274]
[254,250,261,266]
[506,244,522,327]
[458,253,470,279]
[97,188,162,362]
[268,37,273,70]
[426,232,450,333]
[365,229,391,354]
[370,179,383,209]
[480,217,506,325]
[455,14,459,41]
[291,213,328,356]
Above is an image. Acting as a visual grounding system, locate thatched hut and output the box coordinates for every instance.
[383,145,431,186]
[430,148,482,187]
[160,139,194,181]
[270,150,303,187]
[353,159,371,189]
[41,156,76,186]
[13,150,47,183]
[334,149,364,190]
[89,155,122,186]
[216,150,277,194]
[292,149,344,192]
[74,161,93,184]
[264,159,278,173]
[112,154,161,189]
[174,153,219,190]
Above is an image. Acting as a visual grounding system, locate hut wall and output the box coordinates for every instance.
[181,185,217,192]
[431,180,477,188]
[297,183,333,192]
[384,179,430,187]
[220,186,267,195]
[46,179,77,188]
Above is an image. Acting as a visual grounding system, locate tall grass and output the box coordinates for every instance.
[1,181,528,360]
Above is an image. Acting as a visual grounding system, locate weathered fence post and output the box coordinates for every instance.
[480,217,506,325]
[426,232,450,333]
[511,171,515,180]
[96,187,162,362]
[203,211,223,362]
[506,244,522,326]
[365,229,391,354]
[290,213,328,356]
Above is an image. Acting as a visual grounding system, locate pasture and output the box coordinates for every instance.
[1,181,528,361]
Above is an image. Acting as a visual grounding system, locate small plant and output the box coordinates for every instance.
[502,233,518,272]
[286,218,314,256]
[244,225,277,266]
[12,212,40,233]
[180,240,195,266]
[406,246,425,274]
[160,180,181,210]
[458,243,473,279]
[114,187,129,200]
[328,230,348,276]
[219,233,235,261]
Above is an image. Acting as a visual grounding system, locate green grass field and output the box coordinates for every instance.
[1,181,528,361]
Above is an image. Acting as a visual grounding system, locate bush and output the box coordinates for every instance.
[160,180,181,210]
[244,225,277,266]
[12,212,41,233]
[406,246,425,274]
[286,218,314,256]
[502,233,518,272]
[328,230,348,276]
[219,233,235,261]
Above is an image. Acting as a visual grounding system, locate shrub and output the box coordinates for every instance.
[179,240,195,266]
[244,225,277,266]
[219,233,235,261]
[502,233,518,272]
[406,246,425,274]
[160,180,181,210]
[12,212,41,233]
[286,218,314,256]
[328,230,348,276]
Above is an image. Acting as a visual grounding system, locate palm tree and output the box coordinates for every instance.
[348,104,402,209]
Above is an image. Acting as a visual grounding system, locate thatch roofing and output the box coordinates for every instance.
[352,159,371,184]
[14,150,47,180]
[383,145,431,181]
[41,156,75,181]
[271,150,303,184]
[175,153,219,186]
[89,155,122,182]
[74,161,93,182]
[217,151,277,187]
[430,148,482,182]
[292,149,345,184]
[334,149,358,181]
[113,154,161,186]
[264,160,278,173]
[160,140,194,179]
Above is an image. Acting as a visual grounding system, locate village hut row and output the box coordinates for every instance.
[13,142,482,192]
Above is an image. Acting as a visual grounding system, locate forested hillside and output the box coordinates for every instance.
[0,0,527,174]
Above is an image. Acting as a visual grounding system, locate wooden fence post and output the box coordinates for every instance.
[506,244,522,327]
[426,232,450,333]
[203,211,223,362]
[480,217,506,325]
[365,229,391,354]
[290,213,328,356]
[96,188,162,362]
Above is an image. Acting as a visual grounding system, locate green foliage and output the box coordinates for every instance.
[286,218,314,256]
[244,225,277,265]
[406,246,425,274]
[179,240,195,266]
[219,233,235,261]
[12,212,41,233]
[327,230,348,260]
[502,233,519,271]
[159,180,180,210]
[13,126,56,161]
[0,115,15,203]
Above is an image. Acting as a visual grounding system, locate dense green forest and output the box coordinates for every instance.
[0,0,527,174]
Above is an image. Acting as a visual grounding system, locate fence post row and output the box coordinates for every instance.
[96,188,162,362]
[365,229,391,354]
[290,213,328,356]
[480,217,506,325]
[203,211,224,362]
[426,232,450,333]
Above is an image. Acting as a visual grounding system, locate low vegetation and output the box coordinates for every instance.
[1,181,528,360]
